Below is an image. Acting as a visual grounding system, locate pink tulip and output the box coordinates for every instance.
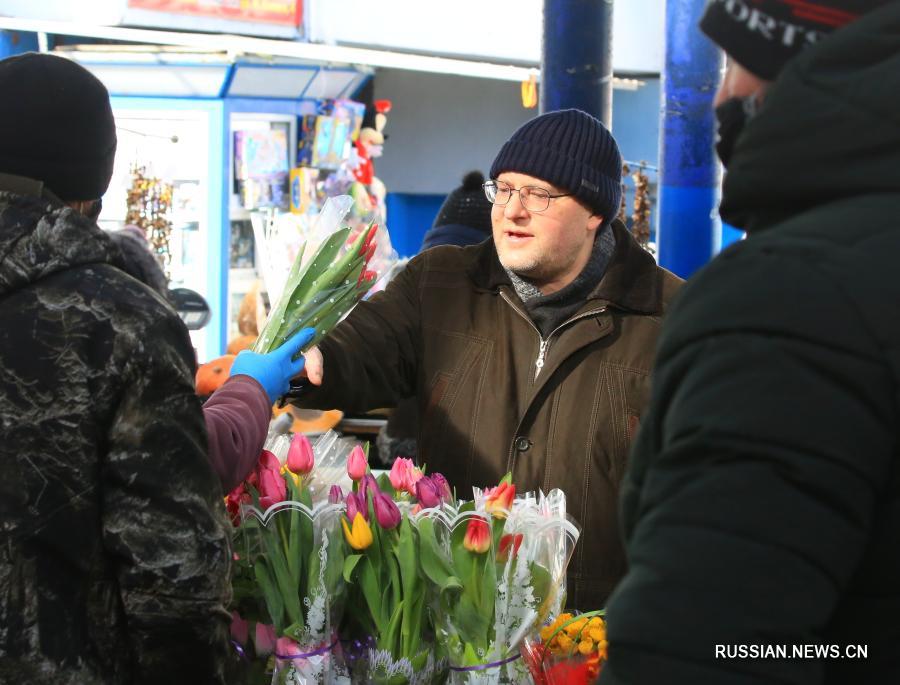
[328,484,344,504]
[347,445,368,481]
[415,476,441,509]
[230,611,249,646]
[254,623,277,656]
[346,490,368,522]
[389,457,415,491]
[287,433,315,475]
[373,490,401,529]
[258,466,286,509]
[276,636,302,657]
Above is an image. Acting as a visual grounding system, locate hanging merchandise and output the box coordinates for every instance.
[125,163,174,278]
[630,164,653,252]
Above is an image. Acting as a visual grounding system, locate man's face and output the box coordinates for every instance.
[491,171,603,295]
[714,59,770,108]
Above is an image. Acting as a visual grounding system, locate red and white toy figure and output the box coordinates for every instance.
[352,99,391,186]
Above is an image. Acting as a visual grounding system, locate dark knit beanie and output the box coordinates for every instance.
[490,109,622,223]
[700,0,887,81]
[0,52,117,201]
[432,170,493,234]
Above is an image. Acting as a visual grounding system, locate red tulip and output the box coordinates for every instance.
[485,481,516,519]
[258,466,286,509]
[373,490,401,529]
[347,444,368,481]
[497,533,524,563]
[463,516,491,554]
[258,449,281,472]
[286,433,314,475]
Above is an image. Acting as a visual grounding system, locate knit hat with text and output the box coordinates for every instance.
[489,109,622,223]
[700,0,889,80]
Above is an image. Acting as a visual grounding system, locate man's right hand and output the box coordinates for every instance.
[303,345,324,386]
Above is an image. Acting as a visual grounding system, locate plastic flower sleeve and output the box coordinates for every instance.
[263,430,357,503]
[411,491,580,684]
[239,493,349,684]
[253,194,385,356]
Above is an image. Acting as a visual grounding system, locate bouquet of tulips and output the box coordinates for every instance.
[253,194,387,357]
[412,479,580,684]
[521,611,607,685]
[339,454,452,684]
[232,433,350,684]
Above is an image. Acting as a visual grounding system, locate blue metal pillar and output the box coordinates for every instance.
[657,0,724,278]
[541,0,614,126]
[0,31,38,60]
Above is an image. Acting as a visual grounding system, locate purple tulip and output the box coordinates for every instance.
[360,474,379,499]
[345,490,368,522]
[328,485,344,505]
[415,476,441,509]
[372,490,401,529]
[431,473,452,503]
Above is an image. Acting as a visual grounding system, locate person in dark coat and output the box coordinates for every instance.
[296,109,682,610]
[419,170,493,251]
[0,52,304,683]
[600,2,900,683]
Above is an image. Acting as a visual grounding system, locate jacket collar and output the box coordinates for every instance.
[468,219,663,315]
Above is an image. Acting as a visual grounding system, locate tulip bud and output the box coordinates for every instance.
[342,512,374,550]
[258,467,286,509]
[230,611,249,646]
[431,473,452,503]
[345,490,368,522]
[463,516,491,554]
[389,457,415,491]
[415,476,441,509]
[405,466,424,496]
[287,433,315,475]
[258,449,281,472]
[485,481,516,519]
[347,444,368,481]
[360,473,379,499]
[254,623,276,656]
[328,484,344,504]
[497,533,524,563]
[373,489,402,529]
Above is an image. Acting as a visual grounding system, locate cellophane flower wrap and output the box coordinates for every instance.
[412,479,580,684]
[340,456,450,684]
[253,194,393,357]
[233,434,349,684]
[521,611,607,685]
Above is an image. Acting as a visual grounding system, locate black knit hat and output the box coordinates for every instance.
[490,109,622,223]
[700,0,887,81]
[0,52,117,201]
[432,170,493,233]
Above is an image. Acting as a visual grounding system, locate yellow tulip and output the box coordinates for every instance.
[342,512,373,550]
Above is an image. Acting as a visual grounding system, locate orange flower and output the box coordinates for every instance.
[497,533,523,563]
[463,516,491,554]
[485,481,515,518]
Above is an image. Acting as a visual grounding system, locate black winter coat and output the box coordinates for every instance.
[0,186,233,684]
[602,5,900,684]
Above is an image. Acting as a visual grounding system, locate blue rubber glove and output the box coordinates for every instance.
[229,327,316,403]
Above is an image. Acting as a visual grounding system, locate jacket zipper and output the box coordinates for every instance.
[499,291,608,380]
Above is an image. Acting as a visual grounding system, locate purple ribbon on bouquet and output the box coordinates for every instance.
[231,640,250,662]
[275,638,339,661]
[449,652,521,672]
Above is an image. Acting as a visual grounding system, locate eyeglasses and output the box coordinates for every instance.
[483,180,573,213]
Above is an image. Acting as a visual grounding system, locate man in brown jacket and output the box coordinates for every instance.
[298,109,682,609]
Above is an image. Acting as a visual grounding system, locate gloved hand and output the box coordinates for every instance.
[229,328,316,403]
